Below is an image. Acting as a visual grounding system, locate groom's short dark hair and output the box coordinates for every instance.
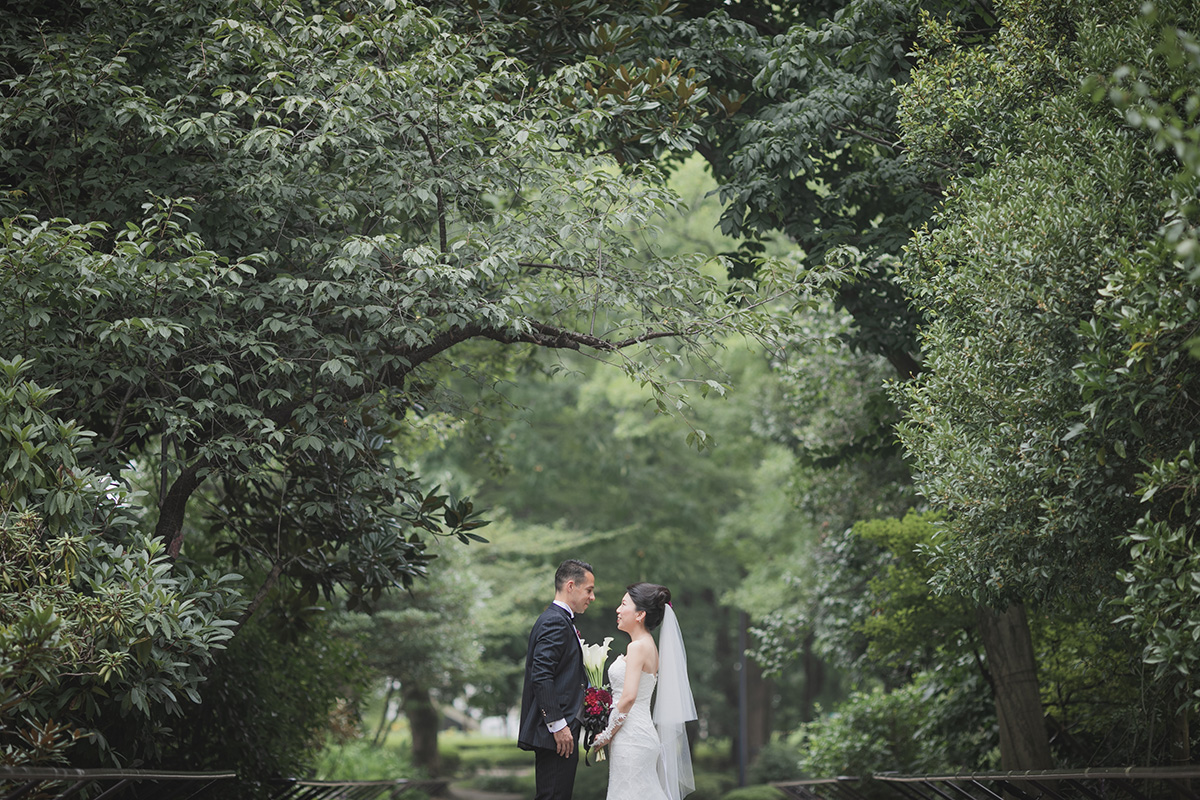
[555,559,593,590]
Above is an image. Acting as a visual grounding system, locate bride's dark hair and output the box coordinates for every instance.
[627,582,671,630]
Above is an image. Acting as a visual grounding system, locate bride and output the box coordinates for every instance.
[592,583,697,800]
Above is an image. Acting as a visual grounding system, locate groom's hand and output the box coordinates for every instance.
[553,727,574,758]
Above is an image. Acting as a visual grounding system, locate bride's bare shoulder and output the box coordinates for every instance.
[625,636,657,670]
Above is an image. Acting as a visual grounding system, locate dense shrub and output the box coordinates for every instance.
[795,669,996,778]
[156,614,369,780]
[749,739,803,784]
[570,764,610,800]
[692,737,735,771]
[314,739,419,781]
[443,740,532,773]
[691,771,739,800]
[722,786,786,800]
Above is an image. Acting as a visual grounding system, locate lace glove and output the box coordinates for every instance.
[591,709,628,748]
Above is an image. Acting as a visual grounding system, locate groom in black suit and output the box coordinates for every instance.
[518,559,596,800]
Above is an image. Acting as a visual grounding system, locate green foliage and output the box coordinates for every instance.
[692,738,734,772]
[689,770,738,800]
[741,299,916,720]
[340,547,482,694]
[441,738,533,773]
[313,738,418,781]
[747,739,803,784]
[752,516,894,685]
[794,668,997,778]
[156,614,368,779]
[852,511,974,670]
[0,357,243,765]
[0,0,803,606]
[570,764,611,800]
[721,786,786,800]
[689,0,1001,375]
[1031,611,1154,761]
[0,0,808,770]
[893,0,1200,749]
[894,0,1184,609]
[715,0,960,257]
[899,0,1114,176]
[423,338,803,741]
[459,773,535,794]
[1082,1,1200,716]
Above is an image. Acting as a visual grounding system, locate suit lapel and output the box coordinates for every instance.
[552,602,583,653]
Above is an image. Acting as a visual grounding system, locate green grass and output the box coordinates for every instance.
[439,735,534,774]
[458,773,537,794]
[313,738,420,781]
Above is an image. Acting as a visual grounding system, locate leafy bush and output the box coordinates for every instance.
[460,773,536,793]
[795,668,995,780]
[0,358,244,766]
[314,738,418,780]
[692,738,734,771]
[445,741,533,773]
[570,764,610,800]
[722,786,786,800]
[749,739,803,784]
[155,614,370,780]
[690,771,738,800]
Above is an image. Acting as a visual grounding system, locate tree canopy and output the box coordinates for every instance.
[5,0,1200,778]
[0,0,802,767]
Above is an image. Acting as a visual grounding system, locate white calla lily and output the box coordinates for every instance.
[581,636,613,688]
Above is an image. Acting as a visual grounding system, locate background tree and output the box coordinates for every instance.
[893,0,1200,766]
[0,0,802,768]
[425,344,771,751]
[339,547,483,775]
[154,613,368,780]
[465,0,999,378]
[1091,3,1200,764]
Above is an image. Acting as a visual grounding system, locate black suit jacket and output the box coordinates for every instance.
[517,603,586,751]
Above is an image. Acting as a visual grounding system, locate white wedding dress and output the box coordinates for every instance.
[606,654,669,800]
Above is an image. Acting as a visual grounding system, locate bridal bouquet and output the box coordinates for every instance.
[580,636,613,764]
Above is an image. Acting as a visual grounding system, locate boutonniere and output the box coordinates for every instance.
[575,626,582,639]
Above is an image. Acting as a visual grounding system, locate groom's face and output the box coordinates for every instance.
[564,571,596,615]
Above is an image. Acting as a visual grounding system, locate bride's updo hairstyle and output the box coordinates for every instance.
[627,583,671,631]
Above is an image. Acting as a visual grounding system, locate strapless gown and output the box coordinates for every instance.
[605,654,667,800]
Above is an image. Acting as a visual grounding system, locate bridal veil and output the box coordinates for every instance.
[653,604,697,800]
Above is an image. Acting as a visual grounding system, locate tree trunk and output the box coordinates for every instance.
[233,560,285,632]
[976,603,1053,770]
[745,657,772,762]
[402,681,441,776]
[1172,703,1191,765]
[374,680,399,747]
[800,630,825,723]
[155,463,205,557]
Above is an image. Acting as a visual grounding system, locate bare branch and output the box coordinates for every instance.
[517,260,591,276]
[833,124,902,152]
[406,114,447,255]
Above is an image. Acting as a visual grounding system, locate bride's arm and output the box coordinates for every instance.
[615,642,649,715]
[594,642,649,746]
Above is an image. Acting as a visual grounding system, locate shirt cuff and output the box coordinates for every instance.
[546,718,567,733]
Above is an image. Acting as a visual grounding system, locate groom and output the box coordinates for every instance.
[518,559,596,800]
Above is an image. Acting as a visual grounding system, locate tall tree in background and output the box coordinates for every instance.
[894,0,1200,767]
[1100,3,1200,765]
[474,0,999,375]
[340,549,482,775]
[0,0,802,767]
